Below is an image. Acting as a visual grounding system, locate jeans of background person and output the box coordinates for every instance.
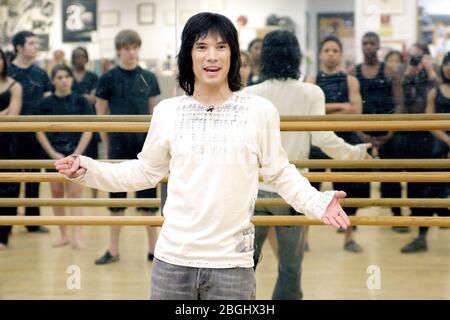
[0,133,20,245]
[254,190,305,300]
[107,133,158,213]
[379,132,434,217]
[14,132,46,231]
[151,258,256,300]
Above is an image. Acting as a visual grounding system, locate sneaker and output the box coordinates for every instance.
[392,226,411,233]
[28,226,50,233]
[344,240,363,253]
[401,238,427,253]
[95,251,120,265]
[148,253,154,261]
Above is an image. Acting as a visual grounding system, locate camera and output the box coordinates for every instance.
[410,55,423,67]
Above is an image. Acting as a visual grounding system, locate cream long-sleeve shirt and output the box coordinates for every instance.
[243,79,368,193]
[69,92,335,268]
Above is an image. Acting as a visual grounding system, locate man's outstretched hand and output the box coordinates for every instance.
[321,191,351,230]
[54,155,86,179]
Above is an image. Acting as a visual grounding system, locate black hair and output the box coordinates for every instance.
[51,64,74,80]
[0,49,8,80]
[362,31,380,44]
[441,52,450,84]
[177,12,242,95]
[385,50,404,64]
[12,30,36,54]
[71,46,89,64]
[413,42,431,55]
[260,30,301,81]
[319,35,343,53]
[248,38,263,52]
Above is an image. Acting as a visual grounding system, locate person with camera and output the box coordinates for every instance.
[397,43,441,251]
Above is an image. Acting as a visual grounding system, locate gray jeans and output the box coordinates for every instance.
[151,258,256,300]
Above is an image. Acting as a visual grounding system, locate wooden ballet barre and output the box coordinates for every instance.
[0,159,449,169]
[0,216,448,227]
[1,120,450,132]
[1,172,449,183]
[1,114,449,122]
[0,198,449,208]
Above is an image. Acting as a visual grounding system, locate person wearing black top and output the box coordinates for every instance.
[0,48,23,250]
[349,32,404,230]
[308,36,368,253]
[94,29,161,265]
[383,43,439,234]
[71,47,100,200]
[36,64,93,249]
[401,52,450,253]
[9,31,52,233]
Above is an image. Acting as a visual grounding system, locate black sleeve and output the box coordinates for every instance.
[95,71,113,100]
[41,70,52,93]
[38,97,52,115]
[146,72,161,97]
[89,72,99,91]
[78,95,95,115]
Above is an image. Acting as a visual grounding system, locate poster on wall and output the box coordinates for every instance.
[317,13,355,71]
[0,0,54,52]
[62,0,97,42]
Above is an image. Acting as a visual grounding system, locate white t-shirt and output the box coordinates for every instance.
[71,92,335,268]
[243,79,368,193]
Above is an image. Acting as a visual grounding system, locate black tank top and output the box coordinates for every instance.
[356,62,395,136]
[436,86,450,133]
[315,71,360,145]
[0,81,16,111]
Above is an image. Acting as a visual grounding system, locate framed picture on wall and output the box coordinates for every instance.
[138,3,155,25]
[100,10,119,27]
[62,0,97,42]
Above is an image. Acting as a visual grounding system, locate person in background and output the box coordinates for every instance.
[349,32,404,231]
[243,30,371,300]
[247,38,263,85]
[36,64,93,249]
[46,49,67,76]
[401,52,450,253]
[239,50,252,87]
[384,50,405,75]
[0,48,23,250]
[384,43,440,234]
[94,29,161,265]
[71,47,99,197]
[9,30,52,233]
[307,35,367,253]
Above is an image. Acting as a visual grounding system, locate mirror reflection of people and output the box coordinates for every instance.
[247,38,263,85]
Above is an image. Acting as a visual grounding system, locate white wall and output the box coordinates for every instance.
[419,0,450,15]
[47,0,306,71]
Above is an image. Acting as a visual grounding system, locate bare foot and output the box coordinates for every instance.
[52,238,70,248]
[0,243,7,251]
[72,240,85,250]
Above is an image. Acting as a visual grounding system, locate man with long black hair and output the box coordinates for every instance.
[55,12,351,300]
